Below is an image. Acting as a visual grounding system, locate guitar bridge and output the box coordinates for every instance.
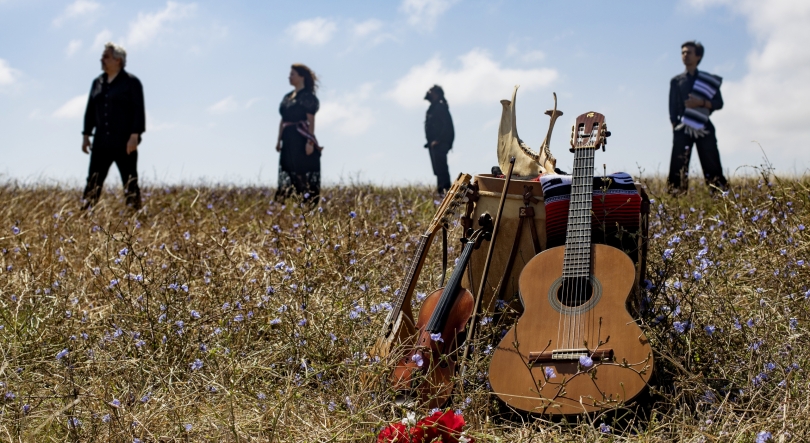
[528,348,614,364]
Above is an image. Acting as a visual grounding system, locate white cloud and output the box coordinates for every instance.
[66,39,83,57]
[506,44,545,63]
[53,0,100,27]
[207,96,263,113]
[686,0,810,166]
[399,0,459,31]
[146,111,176,131]
[245,97,263,109]
[353,19,383,38]
[318,83,375,135]
[286,17,338,46]
[53,95,87,119]
[91,29,112,51]
[0,59,21,87]
[389,49,558,108]
[349,19,393,48]
[520,50,545,63]
[208,96,239,114]
[125,1,197,49]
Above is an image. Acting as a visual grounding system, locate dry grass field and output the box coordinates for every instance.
[0,171,808,442]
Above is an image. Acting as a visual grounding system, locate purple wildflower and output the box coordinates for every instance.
[579,355,594,368]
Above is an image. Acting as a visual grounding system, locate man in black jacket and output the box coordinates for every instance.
[81,42,145,210]
[667,41,727,193]
[424,85,454,194]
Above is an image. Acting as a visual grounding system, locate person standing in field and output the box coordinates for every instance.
[81,42,145,210]
[275,64,322,203]
[667,41,727,194]
[424,85,455,195]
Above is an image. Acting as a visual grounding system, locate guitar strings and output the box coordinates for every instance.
[571,126,597,354]
[582,140,595,354]
[579,127,597,354]
[561,125,585,353]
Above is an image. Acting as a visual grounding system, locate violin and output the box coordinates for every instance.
[488,112,654,414]
[391,213,493,408]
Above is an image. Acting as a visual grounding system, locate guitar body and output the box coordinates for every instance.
[391,287,474,408]
[489,244,653,414]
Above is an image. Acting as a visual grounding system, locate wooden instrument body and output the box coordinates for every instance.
[488,244,653,415]
[371,282,419,359]
[391,287,474,409]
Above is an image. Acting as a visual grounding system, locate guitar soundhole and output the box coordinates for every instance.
[557,277,593,307]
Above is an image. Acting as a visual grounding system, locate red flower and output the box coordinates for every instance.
[416,410,467,443]
[377,422,407,442]
[377,411,472,443]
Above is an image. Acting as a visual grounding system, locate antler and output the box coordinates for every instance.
[497,86,542,178]
[537,92,562,174]
[496,89,564,178]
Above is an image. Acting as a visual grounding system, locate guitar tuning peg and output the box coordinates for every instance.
[461,196,469,203]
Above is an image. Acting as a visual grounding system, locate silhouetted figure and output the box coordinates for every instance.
[668,41,727,193]
[81,42,145,210]
[424,85,454,194]
[275,64,321,203]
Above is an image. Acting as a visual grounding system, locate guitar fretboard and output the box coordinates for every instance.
[562,147,595,278]
[386,233,431,324]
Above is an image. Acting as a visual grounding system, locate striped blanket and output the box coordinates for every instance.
[540,172,641,259]
[679,70,722,137]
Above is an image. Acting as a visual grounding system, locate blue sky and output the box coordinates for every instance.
[1,0,808,187]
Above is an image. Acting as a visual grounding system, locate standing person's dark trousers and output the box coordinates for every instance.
[428,142,451,194]
[667,121,727,192]
[83,143,141,208]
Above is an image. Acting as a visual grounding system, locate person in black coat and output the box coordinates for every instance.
[275,64,321,203]
[81,42,145,210]
[424,85,454,194]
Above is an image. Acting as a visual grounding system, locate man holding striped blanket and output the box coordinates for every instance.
[667,41,728,193]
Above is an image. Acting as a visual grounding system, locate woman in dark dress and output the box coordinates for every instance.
[275,64,322,202]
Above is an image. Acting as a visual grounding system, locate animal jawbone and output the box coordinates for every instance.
[497,86,561,178]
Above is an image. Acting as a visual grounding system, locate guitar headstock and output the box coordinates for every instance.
[569,111,609,152]
[428,173,473,232]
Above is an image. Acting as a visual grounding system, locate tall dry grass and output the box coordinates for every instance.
[0,172,808,442]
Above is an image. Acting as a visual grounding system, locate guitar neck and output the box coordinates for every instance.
[387,231,436,323]
[562,147,595,278]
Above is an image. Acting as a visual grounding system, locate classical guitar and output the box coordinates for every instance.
[391,213,493,408]
[371,173,473,360]
[488,112,653,414]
